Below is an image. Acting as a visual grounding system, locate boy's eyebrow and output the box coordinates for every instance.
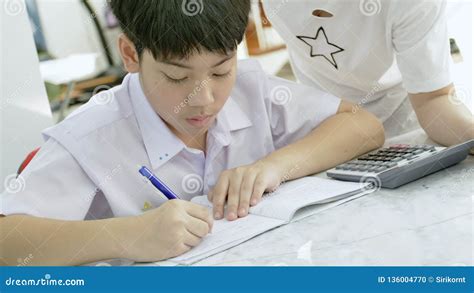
[161,54,235,69]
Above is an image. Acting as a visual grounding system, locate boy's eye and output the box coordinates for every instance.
[212,71,232,78]
[163,73,188,84]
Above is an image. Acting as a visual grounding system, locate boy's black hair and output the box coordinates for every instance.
[109,0,250,60]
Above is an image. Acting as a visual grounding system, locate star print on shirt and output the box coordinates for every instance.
[297,26,344,69]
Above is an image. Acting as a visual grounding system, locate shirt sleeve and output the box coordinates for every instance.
[263,74,341,150]
[390,0,452,94]
[0,138,98,220]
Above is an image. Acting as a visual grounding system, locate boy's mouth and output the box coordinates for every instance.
[186,114,214,127]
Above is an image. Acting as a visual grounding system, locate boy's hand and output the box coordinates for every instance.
[127,200,213,262]
[208,160,283,221]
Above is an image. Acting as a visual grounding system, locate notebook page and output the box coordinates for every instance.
[291,189,373,223]
[248,177,368,222]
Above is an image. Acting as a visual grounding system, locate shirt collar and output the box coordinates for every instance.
[129,73,185,169]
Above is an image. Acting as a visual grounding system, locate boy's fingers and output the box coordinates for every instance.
[185,217,210,238]
[212,174,230,220]
[238,172,257,217]
[174,243,192,257]
[183,229,202,247]
[207,190,213,202]
[226,172,243,221]
[186,204,214,232]
[250,174,267,206]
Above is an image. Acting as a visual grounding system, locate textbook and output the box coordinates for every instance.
[167,176,373,265]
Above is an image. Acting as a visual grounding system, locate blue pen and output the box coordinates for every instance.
[139,166,180,200]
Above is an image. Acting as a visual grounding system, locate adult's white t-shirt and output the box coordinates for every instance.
[263,0,452,133]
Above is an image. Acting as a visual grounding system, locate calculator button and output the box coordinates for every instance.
[337,164,349,170]
[346,165,358,171]
[357,166,370,171]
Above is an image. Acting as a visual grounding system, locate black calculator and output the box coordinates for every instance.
[327,139,474,188]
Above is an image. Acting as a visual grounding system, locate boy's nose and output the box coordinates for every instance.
[187,83,214,107]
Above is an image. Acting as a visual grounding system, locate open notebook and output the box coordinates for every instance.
[166,176,373,265]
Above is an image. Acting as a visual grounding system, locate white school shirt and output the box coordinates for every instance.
[263,0,452,123]
[0,59,340,221]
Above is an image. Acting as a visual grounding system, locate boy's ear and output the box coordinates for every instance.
[118,33,140,73]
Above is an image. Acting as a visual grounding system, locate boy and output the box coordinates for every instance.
[0,0,384,265]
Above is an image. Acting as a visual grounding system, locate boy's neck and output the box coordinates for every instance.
[181,132,207,154]
[163,119,208,153]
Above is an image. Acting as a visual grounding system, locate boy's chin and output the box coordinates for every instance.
[176,120,210,136]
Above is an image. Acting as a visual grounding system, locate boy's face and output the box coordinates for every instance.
[120,36,237,146]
